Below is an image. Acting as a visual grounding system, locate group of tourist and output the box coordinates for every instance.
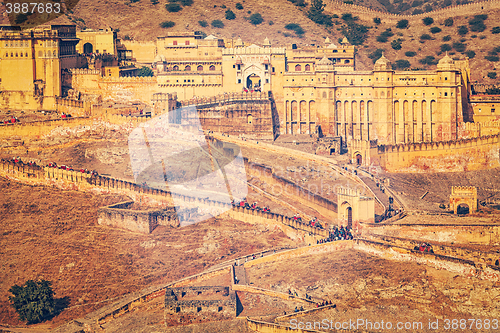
[231,200,270,212]
[315,225,353,245]
[47,161,98,176]
[316,300,334,308]
[60,112,72,119]
[3,116,19,124]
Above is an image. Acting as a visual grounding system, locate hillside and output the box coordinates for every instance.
[346,0,486,15]
[5,0,500,82]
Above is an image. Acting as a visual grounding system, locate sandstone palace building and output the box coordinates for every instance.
[1,26,500,171]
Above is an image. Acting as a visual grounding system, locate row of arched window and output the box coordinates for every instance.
[293,64,311,72]
[172,65,216,71]
[5,52,28,58]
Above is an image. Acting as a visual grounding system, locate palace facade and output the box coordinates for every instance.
[152,32,473,145]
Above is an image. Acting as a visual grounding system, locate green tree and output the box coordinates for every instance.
[248,13,263,25]
[236,2,243,9]
[165,3,182,12]
[485,55,500,62]
[492,26,500,34]
[440,43,452,52]
[464,50,475,58]
[430,26,441,34]
[391,38,403,50]
[211,20,224,28]
[396,19,409,29]
[9,280,55,324]
[368,48,384,63]
[444,17,454,26]
[374,17,381,24]
[138,66,154,76]
[420,33,432,40]
[394,59,410,69]
[198,20,208,27]
[452,41,466,53]
[419,55,437,65]
[225,9,236,20]
[457,25,468,35]
[405,51,416,57]
[469,15,487,32]
[422,17,434,26]
[160,21,175,28]
[487,72,497,79]
[341,21,369,45]
[442,35,451,41]
[285,23,305,36]
[307,0,332,26]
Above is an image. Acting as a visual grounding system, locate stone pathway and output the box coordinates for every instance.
[234,265,248,285]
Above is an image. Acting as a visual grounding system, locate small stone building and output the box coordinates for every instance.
[337,187,375,230]
[97,201,179,233]
[449,186,478,214]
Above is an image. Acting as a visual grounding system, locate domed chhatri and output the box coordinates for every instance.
[317,55,333,65]
[374,53,391,71]
[263,37,271,47]
[437,52,456,70]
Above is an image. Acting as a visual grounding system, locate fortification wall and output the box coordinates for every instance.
[245,160,338,219]
[243,240,353,268]
[374,135,500,172]
[354,238,500,281]
[360,221,500,246]
[55,97,92,117]
[0,117,95,141]
[69,68,158,104]
[325,0,500,24]
[367,234,500,266]
[246,318,327,333]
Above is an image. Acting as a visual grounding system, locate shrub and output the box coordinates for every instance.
[442,35,451,41]
[342,13,355,21]
[221,4,226,8]
[424,4,432,12]
[124,34,132,40]
[488,72,497,79]
[341,21,369,45]
[452,41,466,53]
[151,0,159,4]
[160,21,175,28]
[225,9,236,20]
[138,66,154,76]
[285,23,305,36]
[457,25,468,35]
[288,0,306,6]
[492,27,500,34]
[211,20,224,28]
[179,0,193,5]
[420,33,432,40]
[444,17,454,27]
[248,13,264,25]
[471,34,477,38]
[374,17,381,24]
[479,35,487,39]
[198,20,208,27]
[394,59,411,69]
[411,0,422,7]
[413,9,423,15]
[422,17,434,26]
[391,38,403,50]
[308,0,332,26]
[419,55,437,65]
[236,2,243,9]
[396,19,409,29]
[430,26,441,34]
[485,55,500,62]
[165,3,182,12]
[269,21,274,25]
[405,51,417,57]
[9,280,55,324]
[368,48,384,63]
[440,43,452,52]
[377,28,394,42]
[469,15,487,32]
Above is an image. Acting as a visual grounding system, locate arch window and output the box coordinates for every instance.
[173,65,179,71]
[305,64,310,71]
[5,53,7,57]
[209,65,215,71]
[295,64,301,72]
[173,41,178,45]
[197,65,203,71]
[185,65,191,71]
[185,41,190,45]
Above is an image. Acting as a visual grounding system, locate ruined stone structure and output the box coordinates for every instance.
[450,186,478,214]
[97,201,180,233]
[164,286,236,325]
[337,186,375,229]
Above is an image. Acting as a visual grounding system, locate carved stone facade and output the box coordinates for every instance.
[337,186,375,230]
[450,186,478,214]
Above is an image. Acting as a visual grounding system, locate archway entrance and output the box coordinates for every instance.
[246,74,261,89]
[356,154,362,166]
[83,42,93,54]
[457,203,469,214]
[346,207,352,229]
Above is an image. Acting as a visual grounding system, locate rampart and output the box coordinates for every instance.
[97,200,179,234]
[0,117,95,141]
[355,134,500,172]
[246,317,328,333]
[325,0,499,24]
[354,238,500,281]
[366,234,500,266]
[245,160,338,220]
[55,97,92,117]
[360,221,500,246]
